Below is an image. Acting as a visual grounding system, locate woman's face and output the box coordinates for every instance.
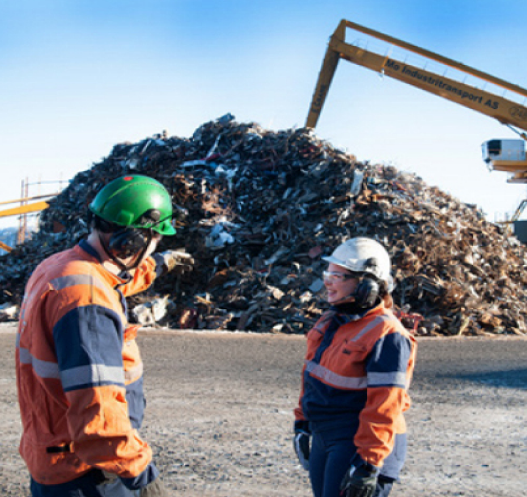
[323,263,359,304]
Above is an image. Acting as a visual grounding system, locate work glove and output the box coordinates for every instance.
[293,421,310,471]
[155,249,194,276]
[339,457,380,497]
[140,477,168,497]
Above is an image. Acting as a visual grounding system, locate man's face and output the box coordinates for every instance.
[323,263,359,304]
[124,230,163,266]
[97,229,163,268]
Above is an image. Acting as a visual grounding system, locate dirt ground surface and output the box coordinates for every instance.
[1,322,526,496]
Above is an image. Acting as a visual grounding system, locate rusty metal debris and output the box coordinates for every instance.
[1,115,527,336]
[0,303,18,322]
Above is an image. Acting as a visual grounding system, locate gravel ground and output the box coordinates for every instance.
[1,323,526,496]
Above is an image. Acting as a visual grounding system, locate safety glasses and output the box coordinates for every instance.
[322,271,355,283]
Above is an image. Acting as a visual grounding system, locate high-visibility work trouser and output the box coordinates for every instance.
[308,426,396,497]
[30,471,141,497]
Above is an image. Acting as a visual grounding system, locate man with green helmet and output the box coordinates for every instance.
[15,175,190,496]
[88,175,177,271]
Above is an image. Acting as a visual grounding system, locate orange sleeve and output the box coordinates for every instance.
[121,256,157,296]
[66,386,152,478]
[354,386,407,466]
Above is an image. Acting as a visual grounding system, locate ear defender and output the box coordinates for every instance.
[353,277,380,308]
[108,228,150,259]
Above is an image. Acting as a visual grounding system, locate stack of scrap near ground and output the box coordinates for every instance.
[1,116,526,336]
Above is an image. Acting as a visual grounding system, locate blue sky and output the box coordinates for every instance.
[2,0,527,229]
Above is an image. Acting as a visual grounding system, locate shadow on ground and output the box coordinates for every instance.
[441,368,527,389]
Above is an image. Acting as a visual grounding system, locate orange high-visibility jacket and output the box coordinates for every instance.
[294,303,417,469]
[16,240,160,485]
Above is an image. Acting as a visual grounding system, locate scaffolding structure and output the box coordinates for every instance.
[0,177,65,251]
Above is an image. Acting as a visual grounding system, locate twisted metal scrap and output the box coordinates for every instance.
[2,117,527,336]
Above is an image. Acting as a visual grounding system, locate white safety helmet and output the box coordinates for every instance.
[323,237,394,292]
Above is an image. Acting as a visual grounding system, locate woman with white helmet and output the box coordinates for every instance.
[293,237,417,497]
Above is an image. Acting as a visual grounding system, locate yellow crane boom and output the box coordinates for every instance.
[0,240,12,253]
[0,201,49,218]
[306,19,527,183]
[0,197,51,253]
[0,193,56,207]
[306,19,527,231]
[307,19,527,132]
[1,181,63,253]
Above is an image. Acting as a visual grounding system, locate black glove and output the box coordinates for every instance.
[339,458,379,497]
[293,421,310,471]
[140,477,168,497]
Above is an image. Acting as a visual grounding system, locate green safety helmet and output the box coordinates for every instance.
[89,175,177,236]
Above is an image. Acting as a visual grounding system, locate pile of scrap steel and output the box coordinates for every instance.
[1,114,527,336]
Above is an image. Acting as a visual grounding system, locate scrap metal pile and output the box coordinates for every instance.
[2,115,527,336]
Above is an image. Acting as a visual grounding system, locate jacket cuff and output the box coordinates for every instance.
[120,462,159,490]
[350,454,381,476]
[294,420,311,434]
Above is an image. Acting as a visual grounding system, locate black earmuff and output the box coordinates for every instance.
[108,228,150,258]
[353,277,380,309]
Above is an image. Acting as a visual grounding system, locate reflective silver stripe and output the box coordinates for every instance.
[50,274,107,291]
[124,363,144,383]
[49,273,119,316]
[18,342,126,388]
[351,315,392,342]
[18,346,60,379]
[306,360,367,389]
[367,371,408,388]
[61,364,125,390]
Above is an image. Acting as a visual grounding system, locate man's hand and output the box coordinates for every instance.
[339,460,379,497]
[156,249,193,275]
[140,477,168,497]
[293,428,310,471]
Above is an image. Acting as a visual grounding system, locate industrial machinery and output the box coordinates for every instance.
[0,177,65,252]
[0,194,51,252]
[306,19,527,236]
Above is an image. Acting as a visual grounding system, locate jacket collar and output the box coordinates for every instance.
[329,300,385,323]
[75,240,129,286]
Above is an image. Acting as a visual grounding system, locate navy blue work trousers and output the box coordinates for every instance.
[309,427,394,497]
[30,471,140,497]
